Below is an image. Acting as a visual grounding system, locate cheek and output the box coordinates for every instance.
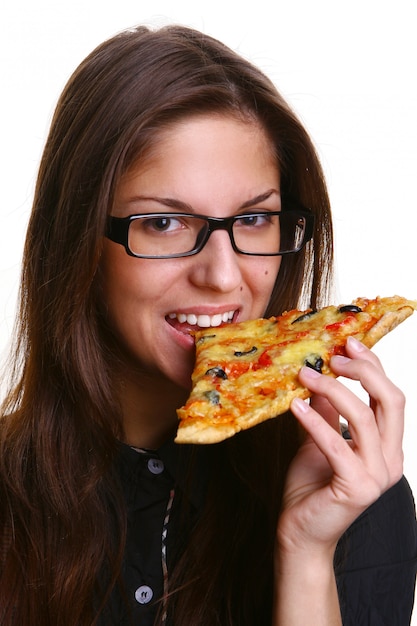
[99,245,148,330]
[101,243,158,301]
[264,257,282,286]
[250,258,281,313]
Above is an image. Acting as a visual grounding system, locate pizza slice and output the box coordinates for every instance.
[175,296,417,444]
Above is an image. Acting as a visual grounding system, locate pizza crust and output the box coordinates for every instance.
[360,307,415,348]
[176,387,312,444]
[175,422,239,445]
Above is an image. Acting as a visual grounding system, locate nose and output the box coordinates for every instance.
[188,230,243,293]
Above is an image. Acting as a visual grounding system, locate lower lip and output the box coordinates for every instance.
[165,314,235,350]
[165,317,198,350]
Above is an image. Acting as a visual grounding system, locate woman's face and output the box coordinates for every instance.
[101,114,281,389]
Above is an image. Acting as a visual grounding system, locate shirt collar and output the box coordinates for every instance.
[117,438,209,511]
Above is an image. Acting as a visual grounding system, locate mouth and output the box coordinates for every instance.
[166,309,237,330]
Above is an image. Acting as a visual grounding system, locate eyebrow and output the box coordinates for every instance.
[124,189,280,213]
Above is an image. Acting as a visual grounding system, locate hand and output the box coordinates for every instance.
[278,336,405,556]
[273,337,405,623]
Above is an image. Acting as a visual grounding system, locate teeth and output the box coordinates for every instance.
[169,310,235,328]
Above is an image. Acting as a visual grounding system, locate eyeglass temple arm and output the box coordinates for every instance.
[106,215,129,246]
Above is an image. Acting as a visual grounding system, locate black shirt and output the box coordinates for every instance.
[106,442,417,625]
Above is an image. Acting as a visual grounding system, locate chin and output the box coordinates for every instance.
[164,352,195,391]
[169,369,193,392]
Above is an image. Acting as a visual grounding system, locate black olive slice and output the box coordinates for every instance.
[205,367,228,379]
[338,305,362,313]
[234,346,258,357]
[204,390,221,405]
[305,356,324,373]
[292,310,318,324]
[195,334,217,345]
[341,424,352,440]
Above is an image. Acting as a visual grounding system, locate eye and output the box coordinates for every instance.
[143,215,184,233]
[235,213,273,228]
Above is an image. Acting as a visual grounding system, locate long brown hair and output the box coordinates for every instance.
[0,25,333,624]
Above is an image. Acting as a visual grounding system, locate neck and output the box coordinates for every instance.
[115,368,188,450]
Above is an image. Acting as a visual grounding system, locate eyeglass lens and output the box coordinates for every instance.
[127,212,308,257]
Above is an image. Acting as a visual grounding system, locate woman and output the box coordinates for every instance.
[0,24,416,625]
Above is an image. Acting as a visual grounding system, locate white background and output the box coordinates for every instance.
[1,0,416,614]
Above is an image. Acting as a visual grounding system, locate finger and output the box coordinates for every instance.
[330,353,405,428]
[291,396,352,470]
[290,396,386,503]
[330,356,404,481]
[299,365,380,441]
[345,336,385,371]
[297,367,390,479]
[307,337,404,447]
[309,394,340,432]
[330,343,405,454]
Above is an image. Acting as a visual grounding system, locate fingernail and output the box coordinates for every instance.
[301,365,321,378]
[292,397,309,412]
[347,336,365,351]
[331,355,351,366]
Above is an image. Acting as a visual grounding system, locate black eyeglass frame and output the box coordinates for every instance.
[105,206,314,259]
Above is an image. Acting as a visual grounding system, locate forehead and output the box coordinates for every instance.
[101,122,283,269]
[116,114,279,207]
[130,111,275,166]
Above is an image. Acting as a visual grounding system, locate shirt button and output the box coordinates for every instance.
[135,585,154,604]
[147,458,164,475]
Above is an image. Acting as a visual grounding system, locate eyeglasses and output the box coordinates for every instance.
[105,207,314,259]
